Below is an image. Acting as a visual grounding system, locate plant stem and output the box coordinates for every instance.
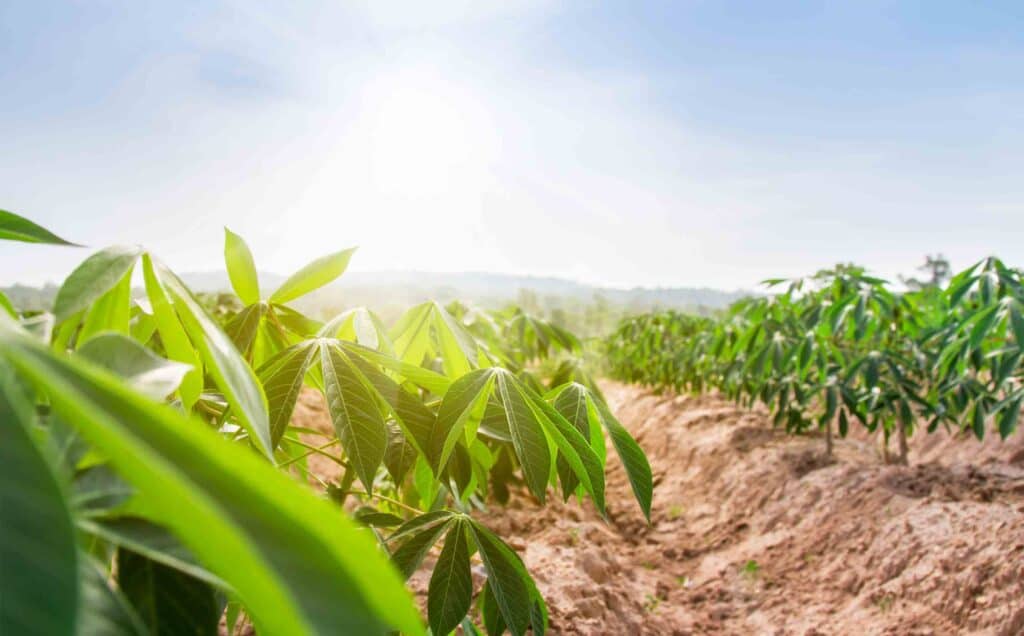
[825,418,833,457]
[897,420,909,466]
[278,437,343,467]
[344,489,423,515]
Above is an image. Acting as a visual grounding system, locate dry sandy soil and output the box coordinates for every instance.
[291,383,1024,635]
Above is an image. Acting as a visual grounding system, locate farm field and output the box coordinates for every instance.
[6,6,1024,634]
[475,383,1024,635]
[4,208,1024,635]
[289,380,1024,634]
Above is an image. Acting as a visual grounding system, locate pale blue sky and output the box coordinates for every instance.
[2,1,1022,288]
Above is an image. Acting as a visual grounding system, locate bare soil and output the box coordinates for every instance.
[291,384,1024,635]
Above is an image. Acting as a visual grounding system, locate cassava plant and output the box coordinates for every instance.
[0,208,653,636]
[606,261,1024,464]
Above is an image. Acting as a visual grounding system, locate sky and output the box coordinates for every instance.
[2,1,1023,290]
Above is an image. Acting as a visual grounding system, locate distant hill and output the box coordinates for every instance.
[174,270,749,312]
[2,271,751,319]
[1,282,60,312]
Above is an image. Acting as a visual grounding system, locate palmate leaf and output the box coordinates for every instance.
[432,369,496,473]
[0,208,80,245]
[76,555,148,636]
[79,517,223,587]
[0,364,79,636]
[384,420,418,484]
[272,304,323,339]
[524,386,606,515]
[479,581,506,636]
[223,228,260,305]
[258,339,320,447]
[999,396,1021,439]
[155,263,273,458]
[551,383,651,521]
[592,392,653,521]
[269,247,357,304]
[141,255,203,410]
[428,519,473,636]
[54,245,142,323]
[342,345,437,454]
[226,302,268,358]
[353,507,405,528]
[78,333,191,400]
[349,342,452,395]
[71,463,134,516]
[389,513,544,636]
[551,383,592,498]
[0,328,423,636]
[78,267,133,343]
[391,302,482,379]
[389,511,457,580]
[320,307,394,354]
[433,368,605,508]
[118,548,219,636]
[1009,302,1024,350]
[467,521,535,636]
[321,342,388,492]
[434,369,550,500]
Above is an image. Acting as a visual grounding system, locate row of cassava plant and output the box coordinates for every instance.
[605,262,1024,463]
[0,208,652,636]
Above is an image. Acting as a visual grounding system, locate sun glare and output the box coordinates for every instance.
[365,69,497,198]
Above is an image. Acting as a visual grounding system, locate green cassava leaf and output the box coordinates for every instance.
[389,512,456,580]
[270,247,356,304]
[428,519,473,636]
[0,209,80,245]
[0,328,423,636]
[0,363,79,636]
[592,394,653,521]
[384,420,418,484]
[479,581,507,636]
[78,333,191,400]
[76,555,149,636]
[117,549,219,636]
[319,307,393,354]
[226,302,268,359]
[54,245,142,323]
[141,255,203,410]
[71,463,134,515]
[390,303,433,370]
[432,368,496,473]
[155,263,272,458]
[78,517,223,587]
[223,228,260,305]
[321,342,387,492]
[342,344,437,456]
[999,397,1021,439]
[1010,303,1024,350]
[78,267,133,343]
[467,520,531,636]
[524,386,605,515]
[353,508,405,528]
[347,342,451,395]
[258,339,320,447]
[390,302,481,379]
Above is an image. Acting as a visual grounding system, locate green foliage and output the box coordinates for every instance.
[606,259,1024,461]
[0,208,80,245]
[0,364,79,636]
[224,227,261,305]
[1,213,653,635]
